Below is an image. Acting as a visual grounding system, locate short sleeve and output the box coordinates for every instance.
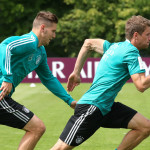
[123,49,145,75]
[103,40,114,54]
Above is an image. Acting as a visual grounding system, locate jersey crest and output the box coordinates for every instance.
[36,55,41,65]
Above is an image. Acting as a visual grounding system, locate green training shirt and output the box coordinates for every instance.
[78,40,145,115]
[0,31,74,106]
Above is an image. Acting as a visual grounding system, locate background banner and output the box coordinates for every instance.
[22,57,150,83]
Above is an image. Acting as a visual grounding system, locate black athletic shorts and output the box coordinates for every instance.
[0,96,34,129]
[60,102,137,146]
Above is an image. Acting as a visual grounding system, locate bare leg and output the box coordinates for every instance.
[18,115,46,150]
[117,113,150,150]
[50,139,75,150]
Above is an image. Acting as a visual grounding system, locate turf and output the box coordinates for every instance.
[0,83,150,150]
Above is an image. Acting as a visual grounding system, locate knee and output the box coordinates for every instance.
[141,128,150,137]
[30,119,46,136]
[140,121,150,137]
[24,115,46,137]
[36,120,46,135]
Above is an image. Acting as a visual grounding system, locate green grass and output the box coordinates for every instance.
[0,83,150,150]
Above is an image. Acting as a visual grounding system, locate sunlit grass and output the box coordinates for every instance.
[0,83,150,150]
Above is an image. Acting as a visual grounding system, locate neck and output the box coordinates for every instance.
[130,39,140,51]
[32,28,42,47]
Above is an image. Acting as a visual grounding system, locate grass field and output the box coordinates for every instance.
[0,83,150,150]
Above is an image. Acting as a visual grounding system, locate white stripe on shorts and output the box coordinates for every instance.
[64,105,96,145]
[0,99,30,123]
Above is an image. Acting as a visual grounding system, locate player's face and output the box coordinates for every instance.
[137,26,150,49]
[42,23,57,46]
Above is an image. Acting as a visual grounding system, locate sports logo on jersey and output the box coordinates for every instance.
[28,54,34,61]
[36,55,41,65]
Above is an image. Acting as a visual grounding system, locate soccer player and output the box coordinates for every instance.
[0,11,76,150]
[50,16,150,150]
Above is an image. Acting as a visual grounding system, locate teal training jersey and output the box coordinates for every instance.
[0,31,74,106]
[78,40,145,115]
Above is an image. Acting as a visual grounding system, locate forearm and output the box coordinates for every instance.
[73,44,91,75]
[73,39,104,75]
[141,75,150,91]
[132,73,150,92]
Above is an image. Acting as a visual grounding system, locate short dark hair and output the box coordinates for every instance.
[125,15,150,40]
[33,11,58,28]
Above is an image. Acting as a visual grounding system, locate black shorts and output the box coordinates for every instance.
[60,102,137,146]
[0,96,34,129]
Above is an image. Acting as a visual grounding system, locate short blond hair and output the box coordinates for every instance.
[125,15,150,40]
[33,11,58,28]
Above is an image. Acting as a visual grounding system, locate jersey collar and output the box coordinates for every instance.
[30,31,39,47]
[126,39,130,43]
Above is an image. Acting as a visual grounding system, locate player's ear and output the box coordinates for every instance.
[133,32,139,41]
[40,24,45,33]
[134,32,138,37]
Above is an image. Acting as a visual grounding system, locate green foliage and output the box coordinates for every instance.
[1,0,150,57]
[56,0,117,56]
[56,0,150,56]
[0,0,72,56]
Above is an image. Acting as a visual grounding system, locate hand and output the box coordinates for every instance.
[70,101,77,109]
[67,72,81,92]
[0,82,12,100]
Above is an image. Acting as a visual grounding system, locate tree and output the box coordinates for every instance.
[1,0,150,57]
[0,0,72,57]
[56,0,150,57]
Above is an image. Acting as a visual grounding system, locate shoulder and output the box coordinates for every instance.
[124,41,139,54]
[103,40,122,53]
[115,40,139,55]
[123,42,140,62]
[1,32,37,48]
[21,32,38,46]
[1,36,20,45]
[39,45,46,53]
